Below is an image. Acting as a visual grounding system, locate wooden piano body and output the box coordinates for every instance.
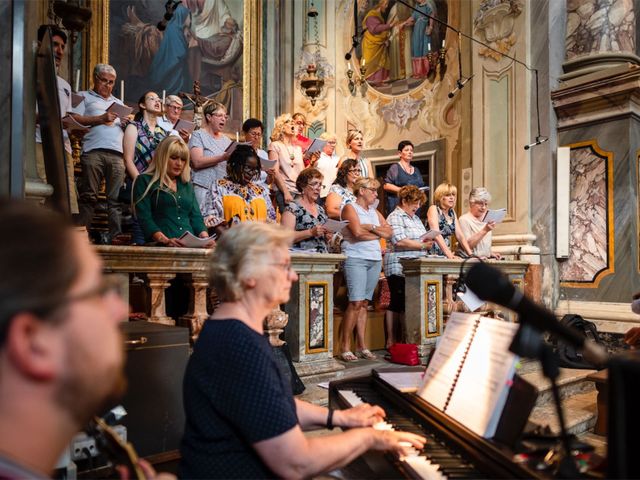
[329,368,542,479]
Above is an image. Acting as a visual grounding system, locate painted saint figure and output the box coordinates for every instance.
[410,0,435,78]
[361,0,394,86]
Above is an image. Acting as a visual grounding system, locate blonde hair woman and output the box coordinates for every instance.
[268,113,305,212]
[337,129,374,179]
[179,222,424,478]
[133,136,212,247]
[189,101,232,208]
[339,177,393,361]
[426,182,472,258]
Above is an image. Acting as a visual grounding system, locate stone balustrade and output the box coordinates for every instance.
[400,257,530,355]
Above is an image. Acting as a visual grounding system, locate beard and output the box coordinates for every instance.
[54,342,127,426]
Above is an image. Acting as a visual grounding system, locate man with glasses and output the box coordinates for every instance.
[0,201,129,477]
[158,95,191,143]
[70,63,126,244]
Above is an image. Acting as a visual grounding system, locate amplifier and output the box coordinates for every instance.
[119,321,190,458]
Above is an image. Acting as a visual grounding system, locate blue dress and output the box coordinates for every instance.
[147,4,192,94]
[429,207,456,256]
[411,3,433,58]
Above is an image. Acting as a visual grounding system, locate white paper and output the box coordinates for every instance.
[224,140,253,155]
[419,230,442,241]
[259,155,277,170]
[317,381,330,389]
[324,218,349,233]
[62,114,90,133]
[178,231,216,248]
[378,371,425,392]
[418,186,429,192]
[457,289,484,312]
[107,102,133,119]
[305,138,327,155]
[483,208,507,224]
[172,119,195,134]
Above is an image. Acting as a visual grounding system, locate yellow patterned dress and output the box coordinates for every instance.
[201,178,276,226]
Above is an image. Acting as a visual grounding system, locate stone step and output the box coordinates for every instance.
[528,390,598,436]
[520,368,597,408]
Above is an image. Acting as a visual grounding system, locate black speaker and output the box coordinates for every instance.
[607,351,640,479]
[119,321,190,458]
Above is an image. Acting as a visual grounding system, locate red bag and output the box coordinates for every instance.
[388,343,420,366]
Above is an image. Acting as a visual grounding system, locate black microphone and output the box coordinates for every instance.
[524,136,549,150]
[447,74,474,98]
[345,48,354,61]
[465,262,608,366]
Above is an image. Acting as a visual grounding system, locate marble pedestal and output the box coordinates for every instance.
[400,257,529,356]
[283,253,345,377]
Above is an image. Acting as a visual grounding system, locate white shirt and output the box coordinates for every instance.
[157,115,180,137]
[35,75,72,153]
[72,90,124,153]
[315,152,339,198]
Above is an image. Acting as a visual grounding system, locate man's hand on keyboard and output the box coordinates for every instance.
[372,430,427,457]
[335,403,386,427]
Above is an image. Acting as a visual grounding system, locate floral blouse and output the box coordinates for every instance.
[201,178,276,227]
[328,183,356,211]
[429,206,456,256]
[285,201,329,253]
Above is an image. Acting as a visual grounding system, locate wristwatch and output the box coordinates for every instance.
[371,225,377,232]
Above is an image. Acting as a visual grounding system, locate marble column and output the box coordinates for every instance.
[147,273,177,326]
[180,272,210,342]
[561,0,639,80]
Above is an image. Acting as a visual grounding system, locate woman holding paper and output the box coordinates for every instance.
[340,178,393,361]
[458,187,502,259]
[123,91,168,182]
[133,136,212,247]
[426,182,473,259]
[189,101,232,208]
[268,114,305,213]
[383,185,432,347]
[383,140,426,214]
[281,168,330,253]
[338,129,374,179]
[325,159,360,219]
[202,144,276,230]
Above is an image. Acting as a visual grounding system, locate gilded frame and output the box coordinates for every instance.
[86,0,262,120]
[306,281,329,354]
[559,139,615,289]
[425,280,441,338]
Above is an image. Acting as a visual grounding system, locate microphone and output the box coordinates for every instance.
[447,75,474,98]
[465,262,608,367]
[524,136,549,150]
[345,48,354,61]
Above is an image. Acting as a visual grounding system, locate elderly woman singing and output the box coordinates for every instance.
[179,222,425,478]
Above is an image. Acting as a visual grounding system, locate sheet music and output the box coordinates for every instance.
[420,230,442,241]
[324,218,349,233]
[172,119,195,134]
[417,313,480,410]
[378,371,426,392]
[224,141,252,155]
[106,102,133,119]
[178,231,216,248]
[482,208,507,224]
[305,138,327,155]
[445,317,518,437]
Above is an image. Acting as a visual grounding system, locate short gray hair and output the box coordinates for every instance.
[93,63,116,78]
[165,94,182,106]
[469,187,491,204]
[209,223,294,302]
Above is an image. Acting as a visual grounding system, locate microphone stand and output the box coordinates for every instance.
[510,323,580,478]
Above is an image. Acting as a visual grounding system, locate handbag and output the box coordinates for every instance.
[388,343,420,366]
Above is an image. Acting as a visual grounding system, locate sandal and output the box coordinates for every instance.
[357,349,376,360]
[340,351,358,362]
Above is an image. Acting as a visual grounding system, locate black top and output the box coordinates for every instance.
[384,162,425,212]
[179,319,298,479]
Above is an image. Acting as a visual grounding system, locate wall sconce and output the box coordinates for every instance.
[427,41,447,81]
[346,59,367,97]
[51,0,92,42]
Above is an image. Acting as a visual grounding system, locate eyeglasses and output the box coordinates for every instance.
[306,181,322,189]
[64,276,124,304]
[166,104,183,111]
[270,261,295,273]
[348,169,362,174]
[363,187,378,192]
[95,75,115,86]
[211,112,228,118]
[246,130,263,138]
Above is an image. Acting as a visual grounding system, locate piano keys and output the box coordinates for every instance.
[329,368,542,479]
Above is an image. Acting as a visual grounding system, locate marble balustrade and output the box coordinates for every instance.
[400,257,530,357]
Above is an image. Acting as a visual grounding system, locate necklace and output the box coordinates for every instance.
[284,143,295,167]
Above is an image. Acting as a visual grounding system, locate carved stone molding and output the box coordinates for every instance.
[474,0,523,61]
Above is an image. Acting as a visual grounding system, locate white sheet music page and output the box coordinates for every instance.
[417,313,480,410]
[445,316,519,438]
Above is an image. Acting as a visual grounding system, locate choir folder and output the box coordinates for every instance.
[417,313,524,438]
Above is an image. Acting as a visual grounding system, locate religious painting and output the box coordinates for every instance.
[306,282,329,353]
[354,0,448,95]
[425,280,440,337]
[107,0,245,131]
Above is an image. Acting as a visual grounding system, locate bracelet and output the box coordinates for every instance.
[326,408,335,430]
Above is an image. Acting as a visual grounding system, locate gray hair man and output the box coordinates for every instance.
[70,63,126,244]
